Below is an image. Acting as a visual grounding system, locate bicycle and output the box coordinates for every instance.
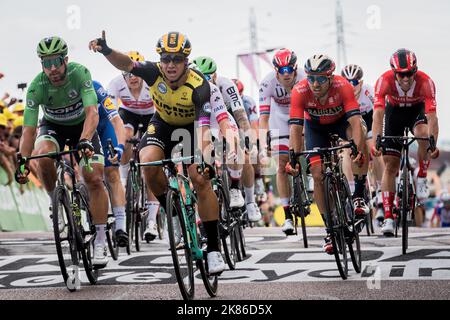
[288,151,312,248]
[17,146,99,291]
[376,129,435,254]
[297,135,362,280]
[104,178,119,261]
[210,138,243,270]
[124,124,146,253]
[138,156,219,300]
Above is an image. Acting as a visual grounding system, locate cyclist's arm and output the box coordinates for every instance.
[372,76,387,147]
[427,112,439,142]
[423,77,438,142]
[104,50,134,73]
[19,127,37,158]
[110,115,126,146]
[259,79,271,152]
[194,80,214,164]
[289,85,305,152]
[21,78,41,157]
[79,70,99,141]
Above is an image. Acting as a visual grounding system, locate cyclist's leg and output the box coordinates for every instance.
[346,117,370,216]
[34,121,65,194]
[413,108,431,200]
[118,109,137,186]
[100,121,127,234]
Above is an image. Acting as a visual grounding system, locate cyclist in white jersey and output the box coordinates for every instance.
[108,51,159,242]
[259,48,306,235]
[193,57,261,222]
[341,64,384,222]
[232,78,266,200]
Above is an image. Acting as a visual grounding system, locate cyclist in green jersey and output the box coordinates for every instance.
[16,36,110,268]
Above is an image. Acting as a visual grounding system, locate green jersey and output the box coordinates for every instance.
[24,62,98,127]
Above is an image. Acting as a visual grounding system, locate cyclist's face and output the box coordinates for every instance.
[395,72,415,91]
[160,54,187,82]
[276,69,296,88]
[42,55,67,86]
[123,72,143,89]
[308,75,332,98]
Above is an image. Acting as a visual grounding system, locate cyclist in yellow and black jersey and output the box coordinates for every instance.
[89,31,226,274]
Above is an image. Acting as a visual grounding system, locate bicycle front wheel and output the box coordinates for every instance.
[166,189,195,300]
[52,186,80,292]
[218,185,237,270]
[401,166,409,255]
[197,252,218,297]
[324,176,348,280]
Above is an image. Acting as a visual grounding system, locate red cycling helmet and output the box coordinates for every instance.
[232,78,244,95]
[272,48,297,69]
[390,48,417,73]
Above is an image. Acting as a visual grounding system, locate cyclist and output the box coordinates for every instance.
[431,192,450,228]
[341,64,385,222]
[93,80,129,246]
[89,31,226,274]
[108,51,159,242]
[193,57,261,222]
[16,36,110,267]
[259,48,306,235]
[288,54,368,254]
[372,48,440,236]
[232,78,266,202]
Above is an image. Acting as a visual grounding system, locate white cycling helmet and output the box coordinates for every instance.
[440,192,450,202]
[341,64,363,81]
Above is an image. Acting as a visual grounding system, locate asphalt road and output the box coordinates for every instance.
[0,226,449,300]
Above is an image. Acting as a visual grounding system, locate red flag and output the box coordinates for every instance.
[239,54,258,84]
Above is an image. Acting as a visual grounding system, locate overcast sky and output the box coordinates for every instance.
[1,0,449,140]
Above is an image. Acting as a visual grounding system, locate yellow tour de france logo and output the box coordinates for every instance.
[147,124,156,134]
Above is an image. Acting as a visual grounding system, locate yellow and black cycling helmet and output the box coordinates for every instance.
[156,32,192,56]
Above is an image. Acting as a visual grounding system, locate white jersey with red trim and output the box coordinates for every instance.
[358,83,375,115]
[107,75,154,116]
[259,70,305,144]
[209,83,238,138]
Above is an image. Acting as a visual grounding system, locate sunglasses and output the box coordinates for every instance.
[307,75,329,85]
[122,72,136,79]
[160,54,185,64]
[204,74,212,81]
[396,70,416,79]
[278,66,295,75]
[41,56,65,69]
[348,79,360,86]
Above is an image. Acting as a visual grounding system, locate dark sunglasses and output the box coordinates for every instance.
[278,66,295,75]
[160,54,185,64]
[348,79,360,86]
[41,56,65,69]
[307,75,329,85]
[204,73,212,81]
[122,72,136,79]
[396,70,416,79]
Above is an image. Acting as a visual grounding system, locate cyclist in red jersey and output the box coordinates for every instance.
[372,48,440,236]
[288,55,369,254]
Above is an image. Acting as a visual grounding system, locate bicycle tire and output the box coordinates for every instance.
[105,181,119,260]
[299,207,308,248]
[342,177,362,273]
[106,215,119,261]
[52,186,79,292]
[218,185,237,270]
[237,220,247,260]
[125,174,133,255]
[75,186,98,285]
[157,208,166,240]
[197,252,219,297]
[166,189,195,300]
[401,166,409,255]
[324,176,348,280]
